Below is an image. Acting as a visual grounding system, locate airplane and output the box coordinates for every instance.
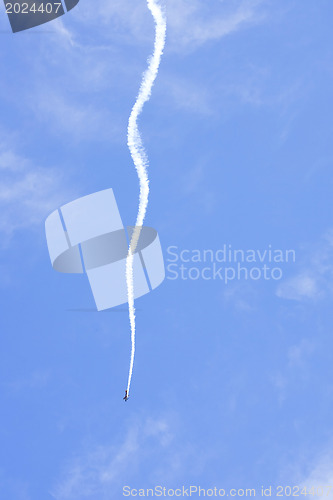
[123,390,129,402]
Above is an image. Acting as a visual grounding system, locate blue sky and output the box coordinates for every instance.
[1,0,333,498]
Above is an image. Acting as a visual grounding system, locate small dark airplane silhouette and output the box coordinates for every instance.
[123,390,129,402]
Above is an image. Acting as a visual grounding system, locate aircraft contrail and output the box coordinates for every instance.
[125,0,166,397]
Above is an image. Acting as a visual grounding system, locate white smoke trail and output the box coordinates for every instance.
[125,0,166,397]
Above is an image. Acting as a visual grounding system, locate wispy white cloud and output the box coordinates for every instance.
[31,88,121,142]
[281,449,333,500]
[51,413,206,500]
[299,453,333,499]
[0,19,127,144]
[287,338,315,369]
[177,163,217,216]
[159,75,214,115]
[276,274,319,301]
[73,0,152,44]
[49,18,76,46]
[0,144,76,236]
[166,0,266,52]
[222,281,258,312]
[272,337,316,404]
[276,230,333,302]
[50,415,174,499]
